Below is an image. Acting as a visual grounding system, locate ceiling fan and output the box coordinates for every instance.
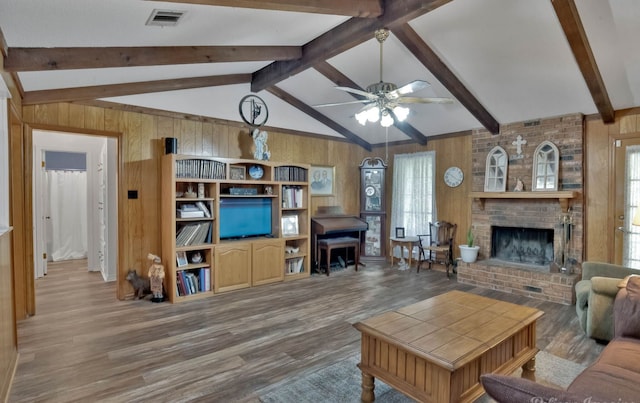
[314,28,453,127]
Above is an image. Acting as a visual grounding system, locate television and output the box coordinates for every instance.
[219,198,272,239]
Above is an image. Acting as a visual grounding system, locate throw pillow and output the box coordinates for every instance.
[614,276,640,338]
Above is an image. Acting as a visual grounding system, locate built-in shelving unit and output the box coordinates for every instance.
[469,191,579,213]
[161,154,311,303]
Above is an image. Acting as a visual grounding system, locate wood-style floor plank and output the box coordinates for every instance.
[9,259,604,402]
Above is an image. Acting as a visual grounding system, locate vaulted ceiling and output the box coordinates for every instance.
[1,0,638,150]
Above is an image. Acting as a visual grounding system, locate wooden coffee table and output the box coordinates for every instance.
[353,290,544,403]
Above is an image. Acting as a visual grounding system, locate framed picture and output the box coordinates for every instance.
[310,165,335,196]
[230,165,246,180]
[281,215,299,236]
[176,251,188,267]
[395,227,405,238]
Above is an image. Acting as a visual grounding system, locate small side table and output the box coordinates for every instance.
[389,236,419,268]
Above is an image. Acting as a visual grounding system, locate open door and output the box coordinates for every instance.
[33,149,48,278]
[613,136,640,268]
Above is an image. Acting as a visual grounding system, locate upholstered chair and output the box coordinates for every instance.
[575,261,640,341]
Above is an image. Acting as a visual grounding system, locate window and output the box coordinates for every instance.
[484,146,508,192]
[623,145,640,269]
[390,151,436,237]
[532,141,559,191]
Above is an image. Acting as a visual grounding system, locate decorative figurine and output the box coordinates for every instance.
[147,253,165,303]
[252,128,271,161]
[514,177,524,192]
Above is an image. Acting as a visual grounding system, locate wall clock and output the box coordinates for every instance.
[444,166,464,187]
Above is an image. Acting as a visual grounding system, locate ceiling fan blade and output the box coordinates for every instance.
[395,96,454,104]
[313,99,373,108]
[335,86,378,99]
[386,80,430,99]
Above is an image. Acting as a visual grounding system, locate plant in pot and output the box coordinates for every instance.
[459,227,480,263]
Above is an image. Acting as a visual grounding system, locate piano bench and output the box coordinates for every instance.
[317,237,360,276]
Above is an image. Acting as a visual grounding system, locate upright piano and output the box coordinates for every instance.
[311,206,368,271]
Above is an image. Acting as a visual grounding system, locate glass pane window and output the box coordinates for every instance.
[532,141,559,191]
[484,146,508,192]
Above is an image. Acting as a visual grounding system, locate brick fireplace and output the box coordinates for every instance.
[457,114,584,305]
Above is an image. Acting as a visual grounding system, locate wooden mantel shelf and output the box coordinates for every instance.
[470,191,579,213]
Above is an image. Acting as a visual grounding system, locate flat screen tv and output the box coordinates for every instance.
[219,198,272,239]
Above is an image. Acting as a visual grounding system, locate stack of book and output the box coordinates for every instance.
[176,204,205,218]
[285,257,304,274]
[176,268,211,296]
[176,222,212,246]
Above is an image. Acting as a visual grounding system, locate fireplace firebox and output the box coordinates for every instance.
[491,226,554,266]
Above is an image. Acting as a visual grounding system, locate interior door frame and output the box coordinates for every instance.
[23,123,122,315]
[610,132,640,265]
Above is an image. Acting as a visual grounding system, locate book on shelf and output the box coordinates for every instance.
[176,159,226,180]
[286,257,304,274]
[275,166,308,182]
[176,222,212,246]
[195,201,211,218]
[282,186,304,208]
[176,203,205,218]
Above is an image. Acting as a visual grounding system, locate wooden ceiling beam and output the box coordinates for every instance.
[251,0,451,92]
[266,85,373,151]
[551,0,614,123]
[392,23,500,134]
[146,0,384,18]
[314,61,428,144]
[22,74,251,105]
[4,46,301,72]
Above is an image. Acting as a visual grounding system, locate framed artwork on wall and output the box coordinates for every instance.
[310,165,335,196]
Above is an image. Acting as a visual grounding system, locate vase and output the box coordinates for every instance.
[459,245,480,263]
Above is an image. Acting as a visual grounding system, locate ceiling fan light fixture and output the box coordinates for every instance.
[380,111,394,127]
[393,106,410,122]
[355,110,368,125]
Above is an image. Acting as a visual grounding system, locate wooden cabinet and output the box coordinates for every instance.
[252,239,284,286]
[161,154,310,303]
[214,242,251,293]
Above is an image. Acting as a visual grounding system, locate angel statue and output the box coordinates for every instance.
[252,128,271,161]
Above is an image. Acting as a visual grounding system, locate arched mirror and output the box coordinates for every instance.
[484,146,508,192]
[532,141,559,191]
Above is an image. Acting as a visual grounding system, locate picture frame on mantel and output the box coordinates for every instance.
[310,165,335,196]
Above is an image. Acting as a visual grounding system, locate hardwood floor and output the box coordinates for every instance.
[9,260,604,402]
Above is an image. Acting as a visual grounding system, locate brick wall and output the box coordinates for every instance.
[458,113,585,304]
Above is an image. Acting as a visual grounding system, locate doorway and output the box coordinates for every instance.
[32,130,118,283]
[613,135,640,268]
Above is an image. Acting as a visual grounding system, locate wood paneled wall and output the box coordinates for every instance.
[19,103,369,301]
[584,108,640,262]
[0,229,17,403]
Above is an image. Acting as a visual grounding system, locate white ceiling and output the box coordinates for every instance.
[1,0,638,146]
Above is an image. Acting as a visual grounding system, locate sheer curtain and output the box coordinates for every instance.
[390,151,436,238]
[47,170,88,261]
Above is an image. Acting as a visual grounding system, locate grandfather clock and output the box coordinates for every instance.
[360,157,387,260]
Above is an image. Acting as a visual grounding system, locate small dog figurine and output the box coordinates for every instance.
[126,269,151,299]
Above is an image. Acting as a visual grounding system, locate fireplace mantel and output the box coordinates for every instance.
[470,191,579,213]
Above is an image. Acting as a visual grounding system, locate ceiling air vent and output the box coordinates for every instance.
[146,9,186,27]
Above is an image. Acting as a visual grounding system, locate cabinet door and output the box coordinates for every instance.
[361,214,386,258]
[252,239,284,286]
[214,243,251,293]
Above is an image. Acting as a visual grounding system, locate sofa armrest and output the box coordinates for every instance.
[480,374,600,403]
[591,276,624,296]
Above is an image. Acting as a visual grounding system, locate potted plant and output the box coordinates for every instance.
[459,227,480,263]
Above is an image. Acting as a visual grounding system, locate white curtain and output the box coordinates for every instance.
[391,151,436,237]
[46,170,88,261]
[624,145,640,269]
